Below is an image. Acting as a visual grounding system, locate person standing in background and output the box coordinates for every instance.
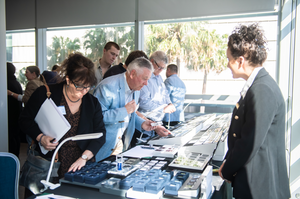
[8,65,45,106]
[218,23,290,199]
[163,64,186,127]
[6,62,23,157]
[94,41,120,85]
[42,64,62,85]
[138,51,176,139]
[103,50,148,80]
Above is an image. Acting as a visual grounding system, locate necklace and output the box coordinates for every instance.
[64,84,80,103]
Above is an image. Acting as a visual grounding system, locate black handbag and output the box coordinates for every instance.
[19,144,61,194]
[19,84,61,194]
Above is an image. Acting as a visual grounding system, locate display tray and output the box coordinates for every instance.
[151,145,180,158]
[168,152,212,172]
[59,178,102,191]
[100,177,127,197]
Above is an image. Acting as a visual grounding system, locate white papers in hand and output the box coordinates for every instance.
[35,98,71,154]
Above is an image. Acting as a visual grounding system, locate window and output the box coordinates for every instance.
[144,15,278,95]
[46,24,135,70]
[6,30,36,88]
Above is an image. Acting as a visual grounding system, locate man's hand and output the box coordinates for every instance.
[141,120,156,131]
[155,125,170,137]
[163,104,176,113]
[125,100,137,114]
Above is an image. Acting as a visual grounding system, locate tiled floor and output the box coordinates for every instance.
[19,143,28,199]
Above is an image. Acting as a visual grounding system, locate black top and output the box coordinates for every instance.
[19,82,106,160]
[103,63,126,79]
[7,76,23,127]
[42,70,60,85]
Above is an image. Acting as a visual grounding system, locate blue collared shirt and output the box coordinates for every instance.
[122,73,134,134]
[138,73,171,121]
[163,74,186,122]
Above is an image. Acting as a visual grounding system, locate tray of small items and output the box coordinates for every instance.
[168,152,212,172]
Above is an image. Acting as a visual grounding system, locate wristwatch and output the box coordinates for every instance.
[81,154,88,161]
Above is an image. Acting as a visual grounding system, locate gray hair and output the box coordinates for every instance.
[149,51,168,64]
[127,57,154,75]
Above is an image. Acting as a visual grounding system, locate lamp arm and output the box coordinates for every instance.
[45,137,73,182]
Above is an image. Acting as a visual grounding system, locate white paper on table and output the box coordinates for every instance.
[35,98,71,154]
[121,145,159,158]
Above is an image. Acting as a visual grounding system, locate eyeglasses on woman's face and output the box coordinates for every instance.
[71,80,94,91]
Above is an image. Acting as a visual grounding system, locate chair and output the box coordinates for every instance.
[0,152,20,199]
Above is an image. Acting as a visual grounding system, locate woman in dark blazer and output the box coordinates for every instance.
[218,24,290,199]
[19,53,106,195]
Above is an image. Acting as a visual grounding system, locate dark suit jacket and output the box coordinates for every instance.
[19,82,106,159]
[222,68,290,199]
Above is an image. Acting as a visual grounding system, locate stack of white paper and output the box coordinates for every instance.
[35,98,71,154]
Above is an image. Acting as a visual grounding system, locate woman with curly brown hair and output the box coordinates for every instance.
[218,24,290,199]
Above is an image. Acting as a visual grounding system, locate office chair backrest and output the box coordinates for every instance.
[0,152,20,199]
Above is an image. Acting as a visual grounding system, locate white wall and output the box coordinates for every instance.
[1,0,8,152]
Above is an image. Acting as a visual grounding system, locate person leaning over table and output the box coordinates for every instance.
[137,51,176,139]
[19,52,106,195]
[218,23,290,199]
[93,57,157,161]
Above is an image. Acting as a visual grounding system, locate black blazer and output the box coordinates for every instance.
[19,82,106,159]
[222,68,290,199]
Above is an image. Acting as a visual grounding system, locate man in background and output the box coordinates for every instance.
[103,50,148,79]
[163,64,186,127]
[94,41,120,85]
[138,51,176,138]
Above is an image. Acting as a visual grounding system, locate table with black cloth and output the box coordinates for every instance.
[27,160,232,199]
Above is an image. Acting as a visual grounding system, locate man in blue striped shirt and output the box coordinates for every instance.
[138,51,176,138]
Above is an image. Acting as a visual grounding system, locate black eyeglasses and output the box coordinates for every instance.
[71,80,94,91]
[154,60,165,70]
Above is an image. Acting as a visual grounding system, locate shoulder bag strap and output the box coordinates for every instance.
[44,84,51,99]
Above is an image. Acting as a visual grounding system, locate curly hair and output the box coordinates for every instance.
[228,23,268,66]
[59,52,97,87]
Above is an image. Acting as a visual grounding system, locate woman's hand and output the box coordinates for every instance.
[68,150,94,172]
[38,134,58,151]
[68,157,87,172]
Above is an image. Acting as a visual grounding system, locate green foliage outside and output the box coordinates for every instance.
[46,23,227,94]
[145,22,228,94]
[47,36,81,70]
[47,26,135,69]
[17,67,28,89]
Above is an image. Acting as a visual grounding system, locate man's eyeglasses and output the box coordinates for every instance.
[71,80,94,91]
[154,61,165,70]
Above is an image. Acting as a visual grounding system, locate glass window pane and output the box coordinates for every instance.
[46,25,135,70]
[6,31,36,88]
[144,15,278,95]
